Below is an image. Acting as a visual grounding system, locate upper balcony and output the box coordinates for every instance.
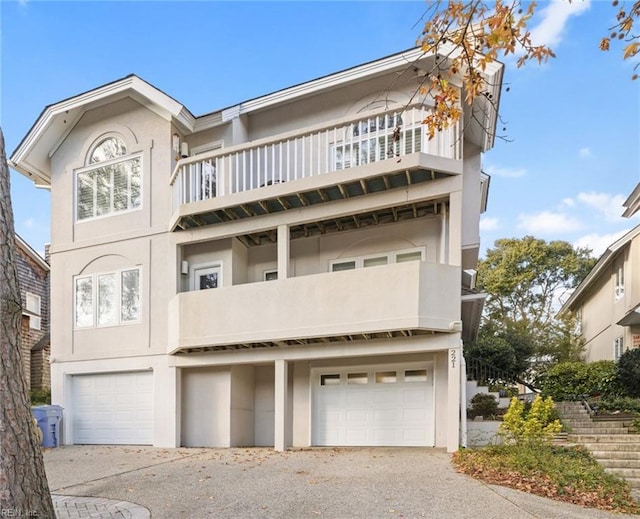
[169,104,462,231]
[168,260,460,354]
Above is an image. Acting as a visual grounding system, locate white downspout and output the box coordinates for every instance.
[460,343,467,449]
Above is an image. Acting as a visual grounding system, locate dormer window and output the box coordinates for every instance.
[76,136,142,221]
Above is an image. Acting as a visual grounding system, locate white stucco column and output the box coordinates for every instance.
[277,224,290,279]
[447,343,462,452]
[274,359,289,451]
[448,191,462,267]
[155,365,180,448]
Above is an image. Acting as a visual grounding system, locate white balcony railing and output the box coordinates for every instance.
[170,105,461,210]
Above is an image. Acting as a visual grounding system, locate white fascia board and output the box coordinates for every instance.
[11,75,195,181]
[623,182,640,218]
[235,47,445,115]
[16,235,50,271]
[559,224,640,313]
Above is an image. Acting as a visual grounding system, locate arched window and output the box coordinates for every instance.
[76,135,142,221]
[89,137,127,164]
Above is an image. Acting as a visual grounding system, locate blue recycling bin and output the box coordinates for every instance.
[32,405,63,448]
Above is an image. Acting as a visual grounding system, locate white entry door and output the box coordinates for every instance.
[71,371,153,445]
[312,364,434,447]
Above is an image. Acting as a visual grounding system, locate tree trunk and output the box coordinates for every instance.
[0,128,54,516]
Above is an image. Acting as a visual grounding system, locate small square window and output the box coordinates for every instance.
[347,373,368,384]
[404,369,427,382]
[332,261,356,272]
[363,257,387,268]
[375,371,397,383]
[396,251,423,263]
[264,270,278,281]
[320,374,341,386]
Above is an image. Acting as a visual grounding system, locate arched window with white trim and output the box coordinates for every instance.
[76,136,142,221]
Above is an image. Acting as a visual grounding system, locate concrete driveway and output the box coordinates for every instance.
[43,446,640,519]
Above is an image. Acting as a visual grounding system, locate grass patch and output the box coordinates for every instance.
[452,444,640,514]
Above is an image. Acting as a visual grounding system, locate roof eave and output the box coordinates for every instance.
[10,75,195,185]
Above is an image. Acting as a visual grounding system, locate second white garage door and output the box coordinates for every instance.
[72,371,153,445]
[312,363,434,447]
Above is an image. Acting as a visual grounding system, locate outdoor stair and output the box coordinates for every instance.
[556,401,640,489]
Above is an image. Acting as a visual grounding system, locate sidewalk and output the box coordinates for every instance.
[52,495,150,519]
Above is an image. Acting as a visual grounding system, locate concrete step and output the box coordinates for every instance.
[624,477,640,489]
[597,459,640,469]
[579,443,640,452]
[559,413,591,419]
[570,428,630,435]
[605,467,640,480]
[591,450,640,460]
[568,434,640,443]
[563,419,627,427]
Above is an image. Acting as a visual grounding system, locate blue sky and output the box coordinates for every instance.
[1,0,638,258]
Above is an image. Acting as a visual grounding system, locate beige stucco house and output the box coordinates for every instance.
[560,223,640,362]
[10,47,502,451]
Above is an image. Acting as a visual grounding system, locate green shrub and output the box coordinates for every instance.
[587,396,640,414]
[452,444,639,513]
[617,348,640,397]
[468,393,499,419]
[30,388,51,406]
[499,395,562,445]
[538,361,619,400]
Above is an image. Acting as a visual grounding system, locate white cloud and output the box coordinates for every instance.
[517,211,584,234]
[576,192,627,222]
[23,218,34,229]
[579,147,592,158]
[561,197,575,208]
[573,229,630,257]
[484,164,526,178]
[529,0,591,48]
[479,217,500,231]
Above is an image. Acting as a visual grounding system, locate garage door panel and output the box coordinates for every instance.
[313,365,434,447]
[72,372,153,445]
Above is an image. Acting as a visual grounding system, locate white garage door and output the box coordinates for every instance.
[72,371,153,445]
[313,364,434,447]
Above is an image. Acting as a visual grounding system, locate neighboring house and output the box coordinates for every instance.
[560,225,640,362]
[15,234,50,391]
[10,47,502,451]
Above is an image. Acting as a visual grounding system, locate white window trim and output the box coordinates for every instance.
[75,152,143,223]
[74,267,142,329]
[330,246,426,272]
[263,269,278,281]
[190,262,223,291]
[614,263,625,302]
[25,292,42,331]
[614,336,625,361]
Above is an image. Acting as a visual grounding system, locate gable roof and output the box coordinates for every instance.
[15,234,49,272]
[559,224,640,314]
[623,182,640,218]
[10,46,503,188]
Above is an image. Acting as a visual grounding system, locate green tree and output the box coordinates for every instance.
[475,237,595,374]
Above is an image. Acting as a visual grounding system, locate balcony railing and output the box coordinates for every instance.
[170,105,461,210]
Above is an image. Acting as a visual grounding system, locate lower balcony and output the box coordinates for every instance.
[169,260,460,354]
